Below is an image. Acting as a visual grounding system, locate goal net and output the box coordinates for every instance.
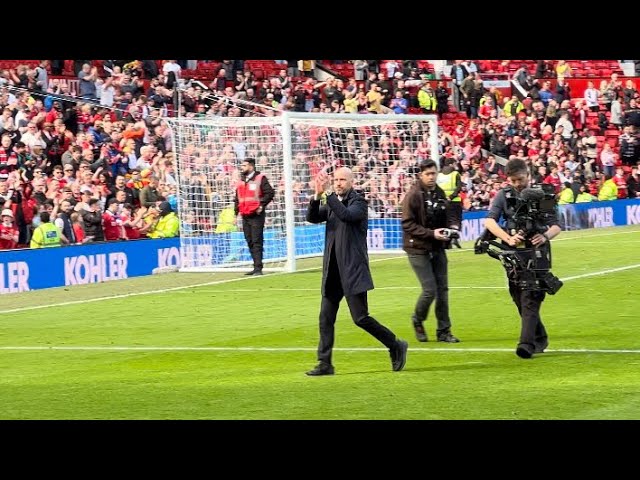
[165,113,439,273]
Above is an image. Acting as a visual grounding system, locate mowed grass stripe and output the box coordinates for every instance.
[1,225,638,314]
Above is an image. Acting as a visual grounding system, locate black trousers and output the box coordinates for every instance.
[316,251,397,366]
[447,201,463,230]
[242,213,265,270]
[508,281,548,348]
[407,250,451,334]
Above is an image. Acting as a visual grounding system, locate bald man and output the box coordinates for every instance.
[305,166,408,376]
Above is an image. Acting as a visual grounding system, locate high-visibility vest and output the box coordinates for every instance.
[558,188,575,204]
[598,179,618,201]
[236,173,264,216]
[436,171,461,202]
[148,212,180,239]
[575,192,594,203]
[215,207,237,233]
[30,222,61,248]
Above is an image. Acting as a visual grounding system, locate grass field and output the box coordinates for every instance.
[1,225,639,420]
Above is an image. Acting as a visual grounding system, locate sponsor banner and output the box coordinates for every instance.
[482,80,511,88]
[557,199,640,230]
[180,224,327,268]
[368,210,490,249]
[47,77,80,96]
[366,199,640,250]
[0,238,179,295]
[2,199,638,294]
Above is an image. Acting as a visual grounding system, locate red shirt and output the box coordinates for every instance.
[0,147,18,178]
[73,224,85,244]
[102,210,123,241]
[543,174,562,194]
[0,223,18,250]
[45,110,63,124]
[613,174,628,198]
[478,104,494,119]
[120,212,140,240]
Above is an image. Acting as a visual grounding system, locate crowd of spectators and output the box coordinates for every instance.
[1,59,640,251]
[0,60,182,250]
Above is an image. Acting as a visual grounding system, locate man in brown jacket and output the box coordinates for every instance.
[401,159,460,344]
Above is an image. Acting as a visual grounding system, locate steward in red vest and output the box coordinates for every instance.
[234,158,275,275]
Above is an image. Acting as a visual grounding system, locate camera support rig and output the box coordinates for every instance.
[474,233,563,295]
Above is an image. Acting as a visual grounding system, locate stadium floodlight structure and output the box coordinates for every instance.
[165,112,439,273]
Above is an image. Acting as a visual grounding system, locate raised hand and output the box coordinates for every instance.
[315,171,329,196]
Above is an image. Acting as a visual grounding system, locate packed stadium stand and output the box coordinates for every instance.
[0,59,639,252]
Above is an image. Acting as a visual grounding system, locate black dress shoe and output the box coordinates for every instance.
[534,338,549,353]
[244,269,263,276]
[390,339,408,371]
[412,321,428,342]
[244,270,256,276]
[437,331,460,343]
[516,343,534,359]
[306,363,335,376]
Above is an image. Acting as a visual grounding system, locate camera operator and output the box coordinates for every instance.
[401,159,461,344]
[483,158,562,359]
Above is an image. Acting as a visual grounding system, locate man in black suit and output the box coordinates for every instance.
[305,167,408,376]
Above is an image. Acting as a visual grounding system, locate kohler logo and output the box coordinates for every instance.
[64,253,128,285]
[588,207,614,228]
[627,205,640,225]
[0,261,30,294]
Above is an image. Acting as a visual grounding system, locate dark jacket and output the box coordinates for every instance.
[107,186,135,206]
[139,185,159,208]
[401,182,451,254]
[628,174,640,198]
[82,210,104,241]
[58,212,76,243]
[306,189,373,297]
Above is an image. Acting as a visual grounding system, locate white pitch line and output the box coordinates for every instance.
[552,229,640,242]
[185,286,505,293]
[0,256,400,315]
[560,263,640,282]
[176,263,640,294]
[560,240,640,244]
[0,346,639,354]
[1,228,639,315]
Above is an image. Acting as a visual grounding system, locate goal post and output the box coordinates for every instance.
[165,112,439,273]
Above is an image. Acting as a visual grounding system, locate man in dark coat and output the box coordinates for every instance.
[82,198,104,242]
[305,167,408,376]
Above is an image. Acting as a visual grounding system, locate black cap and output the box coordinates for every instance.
[244,158,256,166]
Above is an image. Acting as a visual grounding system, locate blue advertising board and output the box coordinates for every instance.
[0,238,181,294]
[366,199,640,249]
[2,199,639,294]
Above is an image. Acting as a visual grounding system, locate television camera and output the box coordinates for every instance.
[474,184,563,295]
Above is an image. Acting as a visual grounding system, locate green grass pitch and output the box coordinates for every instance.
[0,225,639,419]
